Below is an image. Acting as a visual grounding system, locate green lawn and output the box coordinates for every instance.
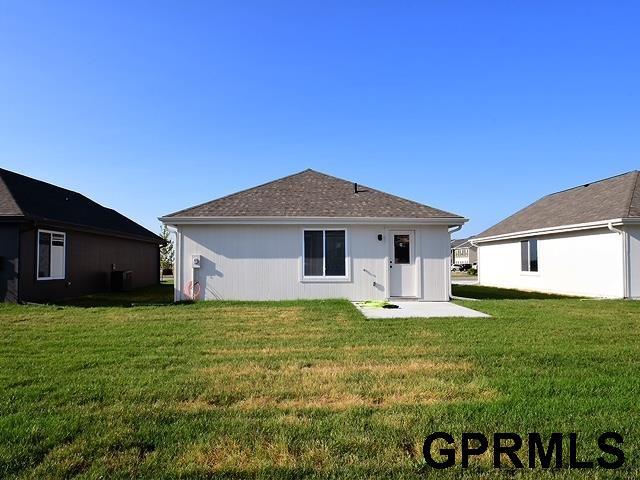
[0,287,638,478]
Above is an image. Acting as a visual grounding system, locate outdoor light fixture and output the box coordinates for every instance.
[377,234,383,241]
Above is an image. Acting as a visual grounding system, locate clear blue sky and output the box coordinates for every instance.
[2,1,639,236]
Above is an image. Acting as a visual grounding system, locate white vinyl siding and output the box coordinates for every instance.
[37,230,66,280]
[478,228,624,298]
[175,224,451,301]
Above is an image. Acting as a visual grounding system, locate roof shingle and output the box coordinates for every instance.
[0,168,162,243]
[477,170,640,239]
[164,169,463,220]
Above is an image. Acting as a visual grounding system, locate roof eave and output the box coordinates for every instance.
[22,216,164,244]
[474,218,630,244]
[159,215,468,227]
[0,215,29,223]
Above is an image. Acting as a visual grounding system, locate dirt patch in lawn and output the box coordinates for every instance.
[179,437,331,474]
[190,359,493,410]
[209,307,305,323]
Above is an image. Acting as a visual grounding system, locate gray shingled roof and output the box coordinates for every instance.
[451,237,474,248]
[477,170,640,239]
[0,168,162,243]
[164,169,463,219]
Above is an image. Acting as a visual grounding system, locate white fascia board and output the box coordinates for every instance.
[158,215,468,227]
[473,218,626,244]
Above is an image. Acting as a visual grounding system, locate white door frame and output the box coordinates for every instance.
[388,229,419,297]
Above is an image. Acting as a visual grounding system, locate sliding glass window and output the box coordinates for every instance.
[520,239,538,272]
[303,230,346,277]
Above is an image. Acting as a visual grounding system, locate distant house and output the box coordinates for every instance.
[0,168,163,302]
[451,237,477,267]
[474,171,640,298]
[161,169,466,302]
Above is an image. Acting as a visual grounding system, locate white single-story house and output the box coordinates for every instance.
[160,169,466,301]
[474,170,640,298]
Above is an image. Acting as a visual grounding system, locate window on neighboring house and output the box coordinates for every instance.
[520,239,538,272]
[37,230,66,280]
[303,230,346,277]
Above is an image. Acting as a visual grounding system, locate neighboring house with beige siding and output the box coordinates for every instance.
[160,169,466,301]
[451,237,477,267]
[475,171,640,298]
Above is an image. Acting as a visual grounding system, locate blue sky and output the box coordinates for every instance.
[1,1,639,236]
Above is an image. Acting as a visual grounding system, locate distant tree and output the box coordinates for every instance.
[160,224,175,272]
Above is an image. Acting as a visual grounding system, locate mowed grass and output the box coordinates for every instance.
[0,286,638,478]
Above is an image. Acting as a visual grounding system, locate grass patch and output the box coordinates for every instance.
[0,295,638,478]
[452,284,576,299]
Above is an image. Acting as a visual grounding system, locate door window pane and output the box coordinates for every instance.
[325,230,346,276]
[304,231,323,276]
[529,239,538,272]
[394,234,410,264]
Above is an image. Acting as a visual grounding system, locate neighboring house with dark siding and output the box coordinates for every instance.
[0,168,163,302]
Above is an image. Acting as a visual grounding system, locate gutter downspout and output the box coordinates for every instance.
[166,225,180,302]
[608,222,630,299]
[447,225,463,300]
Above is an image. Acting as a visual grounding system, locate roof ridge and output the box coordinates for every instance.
[164,169,315,217]
[543,170,638,198]
[475,198,541,238]
[0,167,161,242]
[365,184,461,217]
[625,170,640,217]
[0,167,78,194]
[0,168,96,217]
[475,169,640,239]
[305,169,461,217]
[162,168,464,220]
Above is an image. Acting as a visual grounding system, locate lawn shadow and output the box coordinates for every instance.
[452,284,578,300]
[52,281,176,307]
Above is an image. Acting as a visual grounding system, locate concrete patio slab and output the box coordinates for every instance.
[353,300,489,319]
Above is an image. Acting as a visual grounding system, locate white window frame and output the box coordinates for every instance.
[37,229,66,280]
[301,228,350,282]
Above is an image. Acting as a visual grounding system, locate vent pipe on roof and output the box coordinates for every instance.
[354,182,358,194]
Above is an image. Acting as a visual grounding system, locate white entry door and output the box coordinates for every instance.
[389,230,417,297]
